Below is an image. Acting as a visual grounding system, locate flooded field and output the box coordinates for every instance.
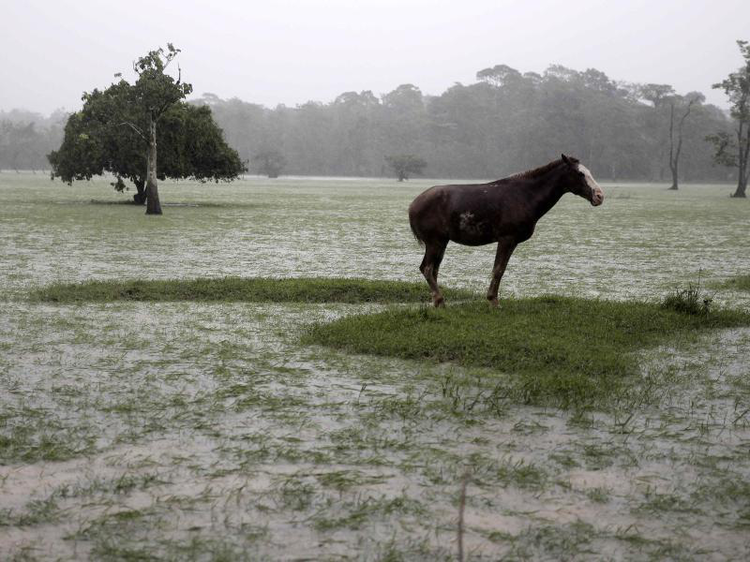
[1,174,749,560]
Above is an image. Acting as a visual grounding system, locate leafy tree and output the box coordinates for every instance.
[476,64,522,88]
[49,45,191,214]
[381,85,428,157]
[385,154,426,181]
[330,91,380,175]
[49,46,244,207]
[707,40,750,197]
[639,83,675,108]
[0,111,65,171]
[252,148,287,178]
[1,122,42,171]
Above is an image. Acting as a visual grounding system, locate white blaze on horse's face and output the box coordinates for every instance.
[577,163,604,206]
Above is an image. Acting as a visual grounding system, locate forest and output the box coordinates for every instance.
[0,63,735,183]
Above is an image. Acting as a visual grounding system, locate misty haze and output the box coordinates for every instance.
[2,1,750,560]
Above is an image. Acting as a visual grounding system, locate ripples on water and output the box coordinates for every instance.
[1,175,749,560]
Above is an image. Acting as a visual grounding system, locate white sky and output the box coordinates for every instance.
[1,0,748,114]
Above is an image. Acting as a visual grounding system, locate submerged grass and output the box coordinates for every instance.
[305,296,750,408]
[715,275,750,292]
[31,277,477,304]
[5,178,750,559]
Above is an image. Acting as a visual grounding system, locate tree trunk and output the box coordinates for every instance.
[133,177,147,205]
[145,118,162,215]
[668,164,678,190]
[732,165,747,197]
[732,123,749,198]
[667,103,676,190]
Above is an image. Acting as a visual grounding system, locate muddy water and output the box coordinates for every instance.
[1,175,749,560]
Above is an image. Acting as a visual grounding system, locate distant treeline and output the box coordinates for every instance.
[0,109,66,172]
[0,64,736,181]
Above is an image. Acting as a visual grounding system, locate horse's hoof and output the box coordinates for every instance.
[433,296,445,308]
[488,297,499,308]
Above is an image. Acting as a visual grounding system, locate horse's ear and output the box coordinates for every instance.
[561,154,571,166]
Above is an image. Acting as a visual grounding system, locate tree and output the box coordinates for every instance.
[639,83,675,108]
[707,40,750,198]
[0,110,65,172]
[49,46,245,207]
[128,44,193,213]
[476,64,522,88]
[252,148,287,178]
[667,93,704,190]
[385,154,426,181]
[50,45,192,214]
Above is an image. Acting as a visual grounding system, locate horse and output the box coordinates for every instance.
[408,154,604,307]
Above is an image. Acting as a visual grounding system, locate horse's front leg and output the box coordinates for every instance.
[487,237,517,307]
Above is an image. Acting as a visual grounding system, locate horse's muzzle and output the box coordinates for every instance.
[590,188,604,206]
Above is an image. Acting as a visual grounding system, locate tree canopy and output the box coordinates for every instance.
[48,45,245,211]
[194,64,732,183]
[385,154,427,181]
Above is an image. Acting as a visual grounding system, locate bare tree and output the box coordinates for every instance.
[707,40,750,198]
[667,93,703,190]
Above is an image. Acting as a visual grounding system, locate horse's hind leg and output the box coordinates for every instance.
[487,237,516,307]
[420,241,447,307]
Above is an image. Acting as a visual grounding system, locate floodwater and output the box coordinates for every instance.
[1,174,749,560]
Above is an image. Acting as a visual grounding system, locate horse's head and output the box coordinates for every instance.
[561,154,604,206]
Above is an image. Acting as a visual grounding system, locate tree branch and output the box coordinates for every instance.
[674,98,695,166]
[120,121,147,142]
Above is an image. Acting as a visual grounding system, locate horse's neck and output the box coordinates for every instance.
[526,168,566,219]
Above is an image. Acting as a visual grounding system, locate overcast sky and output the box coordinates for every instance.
[1,0,748,115]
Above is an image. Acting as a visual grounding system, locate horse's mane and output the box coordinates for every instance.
[492,157,578,183]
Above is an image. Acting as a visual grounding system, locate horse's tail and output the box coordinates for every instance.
[410,222,424,246]
[408,206,425,246]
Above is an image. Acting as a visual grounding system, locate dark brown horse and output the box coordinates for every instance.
[408,155,604,307]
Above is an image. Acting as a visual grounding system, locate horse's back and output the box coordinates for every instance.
[410,182,492,212]
[409,182,501,245]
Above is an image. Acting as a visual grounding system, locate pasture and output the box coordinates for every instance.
[1,173,749,560]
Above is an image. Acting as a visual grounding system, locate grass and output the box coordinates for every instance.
[311,494,427,531]
[661,283,713,315]
[715,275,750,292]
[305,295,750,408]
[31,277,476,304]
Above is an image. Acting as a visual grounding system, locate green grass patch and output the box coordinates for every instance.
[304,296,750,408]
[714,275,750,292]
[31,277,477,304]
